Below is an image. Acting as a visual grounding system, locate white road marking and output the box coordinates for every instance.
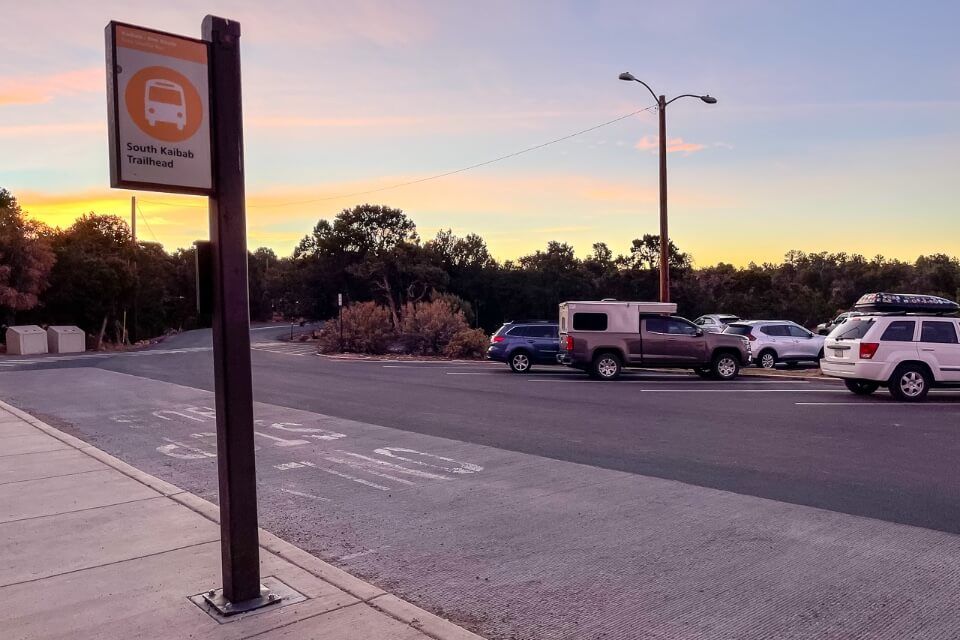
[446,372,497,375]
[796,402,960,406]
[153,409,206,422]
[251,347,311,356]
[254,431,310,447]
[157,437,216,459]
[526,378,815,385]
[303,461,391,491]
[637,389,848,393]
[374,447,483,475]
[275,462,307,471]
[279,488,330,502]
[334,451,452,480]
[268,422,347,441]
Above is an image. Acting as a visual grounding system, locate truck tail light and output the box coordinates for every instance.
[563,335,574,351]
[859,342,880,359]
[491,335,505,344]
[747,332,757,341]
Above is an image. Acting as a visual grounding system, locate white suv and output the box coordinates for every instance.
[820,314,960,401]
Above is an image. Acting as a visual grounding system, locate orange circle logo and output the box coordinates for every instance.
[124,66,203,143]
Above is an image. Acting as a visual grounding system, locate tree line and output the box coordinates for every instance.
[2,187,958,345]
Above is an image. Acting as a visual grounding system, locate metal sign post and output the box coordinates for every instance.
[200,15,274,614]
[105,15,275,616]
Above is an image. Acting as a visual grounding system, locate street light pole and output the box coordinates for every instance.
[657,94,669,303]
[619,72,716,303]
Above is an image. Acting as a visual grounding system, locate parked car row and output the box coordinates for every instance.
[488,301,752,380]
[488,305,827,377]
[487,294,960,402]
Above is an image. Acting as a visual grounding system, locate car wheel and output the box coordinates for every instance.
[508,351,532,373]
[694,368,712,379]
[757,350,777,370]
[888,364,930,402]
[711,352,740,381]
[844,379,879,395]
[591,352,622,380]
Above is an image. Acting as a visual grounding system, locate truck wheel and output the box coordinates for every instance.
[711,352,740,381]
[888,364,930,402]
[757,350,777,369]
[509,351,532,373]
[591,352,622,380]
[844,379,879,395]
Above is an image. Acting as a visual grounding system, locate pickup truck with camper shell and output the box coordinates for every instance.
[556,300,752,380]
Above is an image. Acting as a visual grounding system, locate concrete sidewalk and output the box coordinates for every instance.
[0,401,484,640]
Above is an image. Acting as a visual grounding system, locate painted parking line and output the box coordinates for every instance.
[796,401,960,406]
[526,378,815,384]
[446,372,498,376]
[637,388,849,393]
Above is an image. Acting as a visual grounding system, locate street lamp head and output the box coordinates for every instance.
[618,71,636,81]
[700,95,718,104]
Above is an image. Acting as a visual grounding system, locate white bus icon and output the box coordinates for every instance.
[144,79,186,130]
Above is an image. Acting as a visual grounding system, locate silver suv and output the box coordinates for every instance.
[724,320,825,369]
[693,314,740,333]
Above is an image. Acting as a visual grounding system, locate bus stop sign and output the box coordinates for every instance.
[106,22,213,195]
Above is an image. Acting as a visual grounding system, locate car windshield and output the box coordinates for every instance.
[829,317,875,340]
[723,324,751,336]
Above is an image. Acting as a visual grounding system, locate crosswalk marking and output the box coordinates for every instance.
[251,341,317,357]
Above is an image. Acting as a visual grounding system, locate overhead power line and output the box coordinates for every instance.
[135,204,159,243]
[139,104,656,211]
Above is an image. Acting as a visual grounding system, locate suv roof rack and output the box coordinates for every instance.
[853,293,959,315]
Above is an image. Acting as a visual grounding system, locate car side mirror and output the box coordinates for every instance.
[695,329,704,337]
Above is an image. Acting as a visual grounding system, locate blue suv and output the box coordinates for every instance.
[487,321,560,373]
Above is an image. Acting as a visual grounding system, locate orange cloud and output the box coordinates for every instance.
[0,122,103,137]
[635,135,706,155]
[0,67,102,106]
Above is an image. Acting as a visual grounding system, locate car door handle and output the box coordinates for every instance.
[527,340,536,344]
[921,348,936,351]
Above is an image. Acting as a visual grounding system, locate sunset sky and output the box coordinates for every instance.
[3,1,958,266]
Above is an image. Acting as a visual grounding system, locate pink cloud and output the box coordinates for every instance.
[0,67,102,106]
[634,135,706,155]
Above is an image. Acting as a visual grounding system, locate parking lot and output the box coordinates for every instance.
[2,332,960,639]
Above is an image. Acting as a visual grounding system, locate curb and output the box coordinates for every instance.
[0,398,485,640]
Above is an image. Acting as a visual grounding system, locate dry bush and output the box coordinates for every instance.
[317,301,394,354]
[443,328,489,359]
[399,299,469,355]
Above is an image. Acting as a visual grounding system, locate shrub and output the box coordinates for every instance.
[400,299,469,355]
[317,301,394,354]
[443,328,489,359]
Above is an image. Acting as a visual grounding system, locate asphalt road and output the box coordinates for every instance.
[2,327,959,639]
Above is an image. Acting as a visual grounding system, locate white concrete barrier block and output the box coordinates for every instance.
[6,325,48,355]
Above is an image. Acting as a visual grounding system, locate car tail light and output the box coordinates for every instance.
[747,332,756,341]
[859,342,880,359]
[491,335,505,344]
[563,335,574,351]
